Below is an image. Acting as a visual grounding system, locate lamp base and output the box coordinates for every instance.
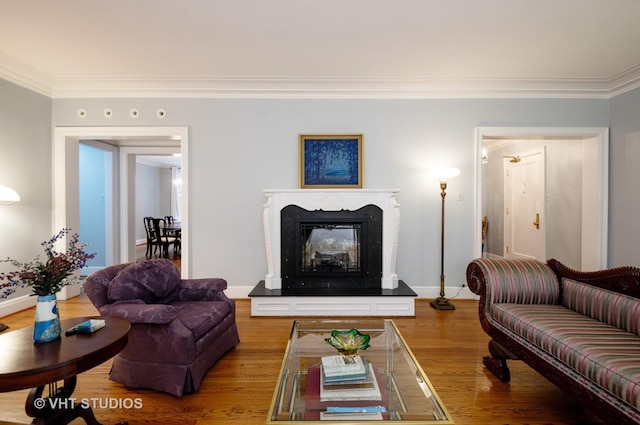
[430,297,455,311]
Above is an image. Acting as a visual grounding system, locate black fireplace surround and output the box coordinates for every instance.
[280,204,383,294]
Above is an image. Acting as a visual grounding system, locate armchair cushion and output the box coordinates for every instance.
[107,259,181,304]
[100,300,179,324]
[173,301,231,340]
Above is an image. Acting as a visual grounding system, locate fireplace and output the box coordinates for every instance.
[251,189,416,316]
[261,189,400,290]
[280,205,382,293]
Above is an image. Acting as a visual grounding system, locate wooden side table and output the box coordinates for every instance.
[0,316,130,425]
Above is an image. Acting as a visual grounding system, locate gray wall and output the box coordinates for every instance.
[609,89,640,268]
[50,97,609,294]
[0,79,52,300]
[5,73,639,303]
[135,163,172,241]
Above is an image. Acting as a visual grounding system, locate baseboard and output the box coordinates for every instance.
[58,284,82,300]
[404,286,479,301]
[0,287,85,317]
[0,294,36,318]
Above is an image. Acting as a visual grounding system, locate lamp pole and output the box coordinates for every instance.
[428,168,459,311]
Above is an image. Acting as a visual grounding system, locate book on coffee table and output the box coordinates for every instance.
[321,355,368,382]
[319,362,382,401]
[303,363,389,417]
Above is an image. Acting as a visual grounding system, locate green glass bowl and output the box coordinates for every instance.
[325,328,371,358]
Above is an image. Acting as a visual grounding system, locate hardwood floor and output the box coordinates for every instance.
[0,296,605,425]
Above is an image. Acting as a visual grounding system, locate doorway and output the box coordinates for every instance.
[53,127,190,298]
[133,153,182,261]
[475,127,608,271]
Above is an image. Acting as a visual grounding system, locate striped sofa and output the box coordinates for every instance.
[467,257,640,425]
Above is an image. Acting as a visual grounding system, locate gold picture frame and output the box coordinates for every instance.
[298,134,363,188]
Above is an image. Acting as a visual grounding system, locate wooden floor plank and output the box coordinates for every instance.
[0,296,605,425]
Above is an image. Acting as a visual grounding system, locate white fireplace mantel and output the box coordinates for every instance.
[263,189,401,290]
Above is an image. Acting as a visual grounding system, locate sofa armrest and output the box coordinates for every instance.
[548,258,640,298]
[177,278,229,301]
[99,300,178,324]
[466,258,560,305]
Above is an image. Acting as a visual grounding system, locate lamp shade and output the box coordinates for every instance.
[428,167,460,182]
[0,184,20,205]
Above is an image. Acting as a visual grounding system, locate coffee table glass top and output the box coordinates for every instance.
[268,319,453,423]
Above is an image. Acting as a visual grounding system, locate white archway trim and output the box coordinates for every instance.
[474,127,608,270]
[53,126,190,287]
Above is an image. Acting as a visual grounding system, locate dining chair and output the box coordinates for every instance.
[143,216,157,258]
[150,218,179,258]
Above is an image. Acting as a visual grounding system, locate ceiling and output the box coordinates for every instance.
[2,1,640,98]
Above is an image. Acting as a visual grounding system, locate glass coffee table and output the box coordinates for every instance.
[267,320,453,423]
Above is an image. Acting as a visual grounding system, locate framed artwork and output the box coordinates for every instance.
[299,134,363,188]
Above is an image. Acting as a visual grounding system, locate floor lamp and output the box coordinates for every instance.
[428,168,460,311]
[0,184,21,333]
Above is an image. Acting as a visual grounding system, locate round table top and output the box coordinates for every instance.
[0,316,130,392]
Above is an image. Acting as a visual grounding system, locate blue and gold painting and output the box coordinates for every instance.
[301,136,362,187]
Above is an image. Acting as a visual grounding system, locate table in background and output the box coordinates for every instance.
[163,222,181,235]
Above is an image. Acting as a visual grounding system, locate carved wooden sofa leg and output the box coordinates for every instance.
[483,339,518,382]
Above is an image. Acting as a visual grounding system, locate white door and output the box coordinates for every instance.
[504,148,546,261]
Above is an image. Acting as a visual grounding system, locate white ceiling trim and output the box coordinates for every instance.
[4,63,640,100]
[607,64,640,97]
[48,77,626,100]
[0,52,53,97]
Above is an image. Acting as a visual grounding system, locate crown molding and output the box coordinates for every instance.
[2,61,640,100]
[47,76,617,99]
[0,52,52,97]
[606,64,640,98]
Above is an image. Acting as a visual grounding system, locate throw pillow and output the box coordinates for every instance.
[108,259,181,304]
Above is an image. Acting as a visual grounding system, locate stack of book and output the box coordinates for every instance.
[319,355,382,402]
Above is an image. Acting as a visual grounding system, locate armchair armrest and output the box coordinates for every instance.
[177,278,229,301]
[466,258,560,305]
[99,300,178,324]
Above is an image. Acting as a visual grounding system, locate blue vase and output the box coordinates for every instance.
[33,294,61,343]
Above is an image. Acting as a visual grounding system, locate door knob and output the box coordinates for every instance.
[533,213,540,229]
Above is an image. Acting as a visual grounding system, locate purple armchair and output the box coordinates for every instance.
[83,259,240,397]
